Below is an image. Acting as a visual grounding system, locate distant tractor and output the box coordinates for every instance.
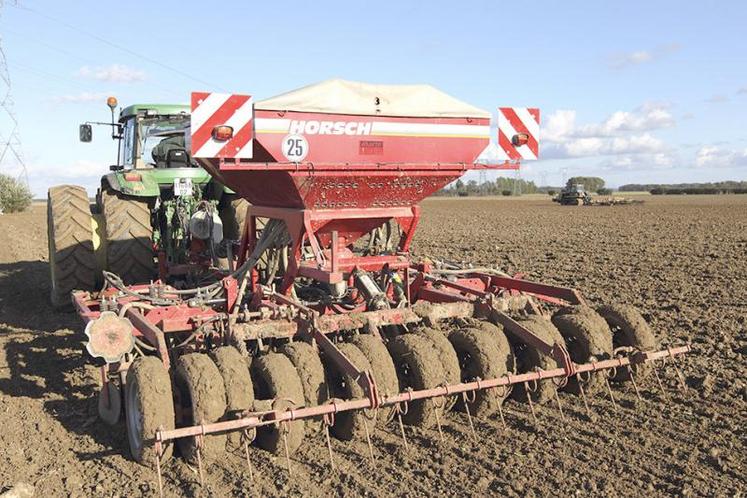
[555,183,592,205]
[47,97,247,308]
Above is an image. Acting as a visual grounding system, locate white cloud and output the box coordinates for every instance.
[608,43,680,69]
[737,87,747,95]
[695,146,747,168]
[77,64,146,83]
[545,133,668,159]
[705,94,729,104]
[51,92,111,103]
[598,152,676,171]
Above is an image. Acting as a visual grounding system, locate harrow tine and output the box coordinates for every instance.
[551,377,566,421]
[496,384,509,431]
[154,433,164,498]
[604,372,618,413]
[433,395,446,444]
[196,434,205,487]
[282,424,293,477]
[670,352,689,394]
[626,365,643,401]
[395,403,409,451]
[461,391,478,442]
[576,374,594,421]
[652,361,670,403]
[553,386,566,421]
[323,413,336,471]
[362,417,376,465]
[523,381,539,427]
[242,429,255,481]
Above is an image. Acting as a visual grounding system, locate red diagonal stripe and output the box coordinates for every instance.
[501,108,539,157]
[191,92,210,111]
[498,129,520,161]
[191,94,251,156]
[219,117,254,158]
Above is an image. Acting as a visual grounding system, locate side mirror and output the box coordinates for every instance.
[79,124,92,142]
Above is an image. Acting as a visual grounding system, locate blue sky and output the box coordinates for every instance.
[1,0,746,196]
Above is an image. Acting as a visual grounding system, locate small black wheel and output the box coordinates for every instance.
[511,316,567,404]
[324,342,376,440]
[415,327,461,410]
[350,334,400,422]
[124,356,175,464]
[173,353,227,464]
[279,341,328,434]
[210,346,254,448]
[596,304,658,382]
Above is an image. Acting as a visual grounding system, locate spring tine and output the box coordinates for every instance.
[626,365,643,401]
[553,386,566,421]
[243,430,255,481]
[324,423,336,471]
[577,376,593,421]
[196,435,205,486]
[604,376,618,412]
[496,401,507,431]
[282,426,293,477]
[673,360,688,393]
[396,408,409,451]
[362,418,376,464]
[433,402,445,444]
[154,437,164,498]
[461,392,478,442]
[653,363,670,403]
[523,382,538,426]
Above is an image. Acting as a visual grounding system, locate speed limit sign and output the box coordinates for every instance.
[282,134,309,162]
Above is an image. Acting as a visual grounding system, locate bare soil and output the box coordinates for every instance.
[1,196,745,497]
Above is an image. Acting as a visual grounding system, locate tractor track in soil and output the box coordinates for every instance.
[0,195,745,497]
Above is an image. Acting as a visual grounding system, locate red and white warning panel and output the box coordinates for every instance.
[190,92,254,159]
[497,107,540,161]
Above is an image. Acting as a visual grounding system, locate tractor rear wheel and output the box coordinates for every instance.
[279,341,328,434]
[449,326,514,416]
[388,334,446,428]
[210,347,254,448]
[124,356,175,464]
[101,189,155,284]
[596,304,658,382]
[511,316,567,404]
[47,185,98,308]
[552,306,613,394]
[173,353,227,464]
[250,353,306,454]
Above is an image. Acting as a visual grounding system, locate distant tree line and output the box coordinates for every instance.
[619,181,747,195]
[436,177,539,196]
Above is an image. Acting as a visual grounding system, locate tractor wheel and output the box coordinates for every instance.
[511,316,567,404]
[98,379,122,426]
[279,341,328,434]
[325,342,377,440]
[124,356,175,464]
[220,195,250,241]
[415,327,461,410]
[173,353,227,464]
[47,185,98,309]
[210,347,254,448]
[387,334,446,428]
[350,334,400,422]
[596,304,658,382]
[448,326,514,416]
[101,189,155,284]
[250,353,306,454]
[552,306,613,394]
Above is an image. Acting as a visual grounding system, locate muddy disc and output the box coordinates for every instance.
[414,327,461,410]
[124,356,175,464]
[279,341,328,434]
[448,325,514,416]
[552,306,614,394]
[387,334,446,428]
[250,353,306,454]
[511,315,568,404]
[596,304,658,382]
[173,353,228,464]
[98,379,122,426]
[210,346,254,448]
[350,334,400,422]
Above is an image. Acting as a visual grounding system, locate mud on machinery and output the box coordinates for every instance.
[49,80,691,491]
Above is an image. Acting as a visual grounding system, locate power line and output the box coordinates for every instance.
[0,0,28,185]
[11,3,225,91]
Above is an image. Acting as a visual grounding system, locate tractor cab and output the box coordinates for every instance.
[117,104,193,170]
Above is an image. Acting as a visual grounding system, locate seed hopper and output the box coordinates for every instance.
[72,80,691,492]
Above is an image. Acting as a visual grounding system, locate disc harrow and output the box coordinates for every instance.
[64,82,693,495]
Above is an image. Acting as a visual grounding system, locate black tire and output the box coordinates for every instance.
[414,327,461,410]
[596,304,658,381]
[220,195,250,241]
[210,347,254,447]
[387,334,446,428]
[350,334,400,422]
[511,316,567,404]
[101,189,155,284]
[448,326,514,416]
[279,341,327,434]
[124,356,175,464]
[173,353,227,464]
[250,353,306,454]
[552,306,614,394]
[325,342,376,440]
[47,185,98,309]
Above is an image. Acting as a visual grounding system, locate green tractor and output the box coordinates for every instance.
[47,97,247,308]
